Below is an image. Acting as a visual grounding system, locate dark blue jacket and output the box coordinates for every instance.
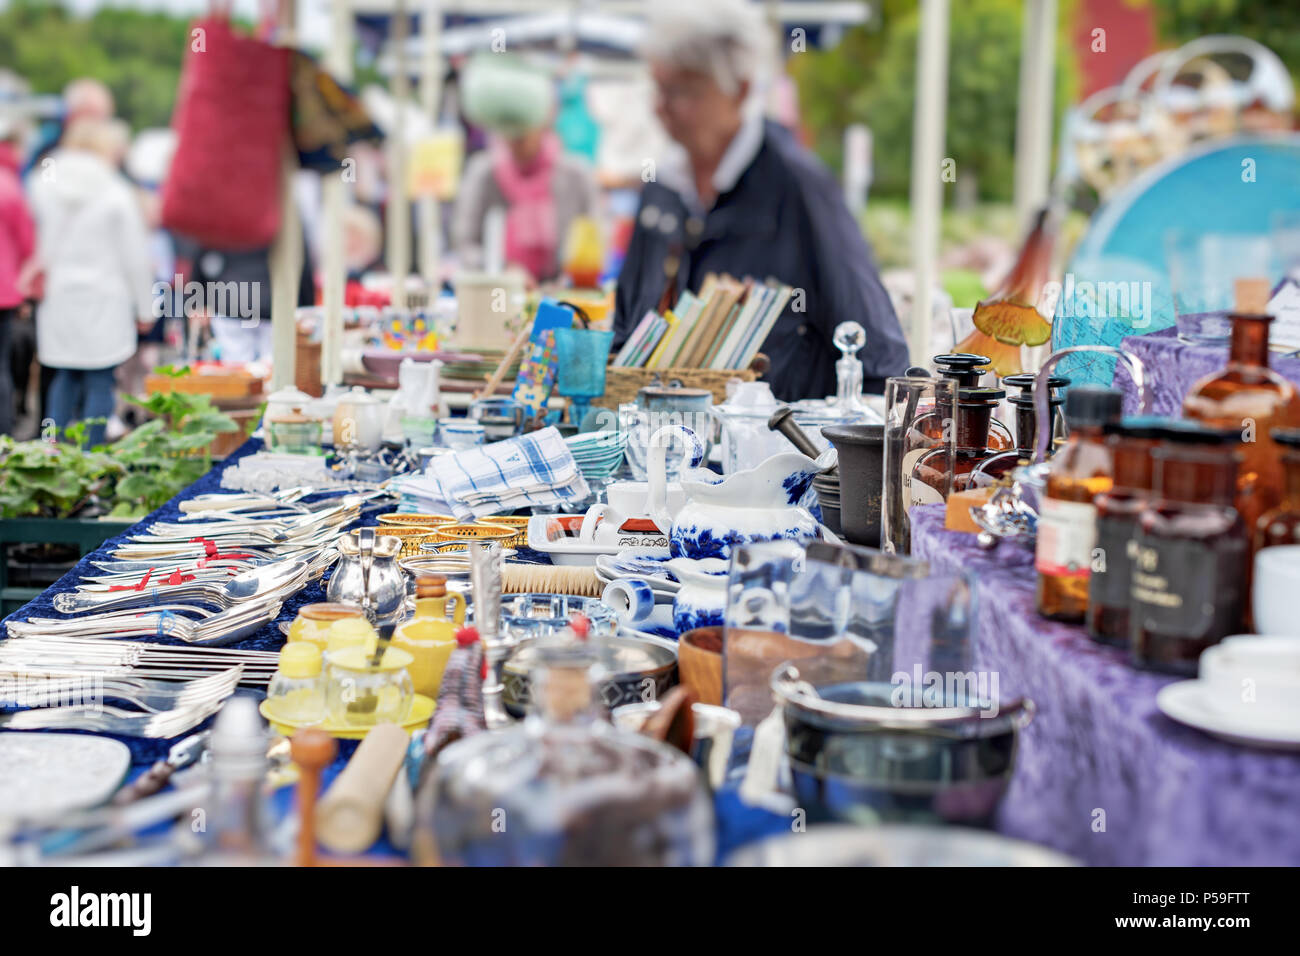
[613,121,909,401]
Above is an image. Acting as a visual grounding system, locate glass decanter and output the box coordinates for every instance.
[833,320,869,411]
[420,637,715,866]
[911,353,1014,451]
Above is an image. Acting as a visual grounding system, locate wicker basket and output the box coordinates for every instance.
[376,525,440,556]
[594,366,758,410]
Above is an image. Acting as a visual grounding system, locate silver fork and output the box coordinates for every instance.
[8,601,283,645]
[0,698,224,737]
[0,667,242,714]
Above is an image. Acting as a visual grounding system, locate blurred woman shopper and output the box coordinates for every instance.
[0,117,36,437]
[28,118,152,446]
[612,0,908,401]
[452,55,599,283]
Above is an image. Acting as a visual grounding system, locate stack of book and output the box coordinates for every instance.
[612,274,793,370]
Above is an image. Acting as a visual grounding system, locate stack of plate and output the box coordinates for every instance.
[595,549,679,597]
[566,430,628,482]
[813,472,842,534]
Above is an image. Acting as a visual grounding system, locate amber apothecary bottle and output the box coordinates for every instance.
[911,386,1006,501]
[912,354,1013,451]
[1183,278,1300,545]
[1035,386,1122,622]
[971,374,1068,486]
[1255,427,1300,549]
[1130,423,1246,675]
[1085,418,1163,646]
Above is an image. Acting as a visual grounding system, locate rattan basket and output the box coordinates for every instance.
[594,366,758,410]
[375,524,440,556]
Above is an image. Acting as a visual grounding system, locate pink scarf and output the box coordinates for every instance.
[492,133,560,281]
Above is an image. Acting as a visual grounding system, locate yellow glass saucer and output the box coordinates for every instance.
[259,693,435,740]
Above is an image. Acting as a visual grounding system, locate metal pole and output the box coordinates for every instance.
[416,0,443,287]
[388,0,411,310]
[269,0,302,390]
[908,0,949,366]
[1014,0,1057,230]
[321,0,354,387]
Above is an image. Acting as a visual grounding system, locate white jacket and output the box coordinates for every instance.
[30,149,152,370]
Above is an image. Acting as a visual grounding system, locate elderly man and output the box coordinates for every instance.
[614,0,909,401]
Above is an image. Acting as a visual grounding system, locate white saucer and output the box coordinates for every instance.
[1156,680,1300,750]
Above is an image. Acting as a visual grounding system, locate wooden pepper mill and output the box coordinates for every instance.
[290,728,337,867]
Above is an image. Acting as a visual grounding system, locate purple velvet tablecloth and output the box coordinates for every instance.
[911,504,1300,866]
[1115,327,1300,415]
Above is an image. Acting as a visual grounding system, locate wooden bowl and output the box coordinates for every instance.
[678,626,724,706]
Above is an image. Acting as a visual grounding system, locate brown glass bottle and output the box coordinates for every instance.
[911,386,1006,501]
[1183,280,1300,549]
[1085,418,1163,646]
[970,374,1069,486]
[1255,427,1300,549]
[1035,386,1122,622]
[1131,424,1246,675]
[912,354,1013,450]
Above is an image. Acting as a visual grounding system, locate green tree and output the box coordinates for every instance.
[790,0,1077,203]
[1148,0,1300,80]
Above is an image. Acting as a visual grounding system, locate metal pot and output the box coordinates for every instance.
[771,661,1034,828]
[326,529,407,624]
[503,631,678,717]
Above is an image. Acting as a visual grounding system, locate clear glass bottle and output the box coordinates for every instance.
[420,637,714,866]
[1131,423,1246,675]
[1183,278,1300,547]
[1035,386,1123,622]
[1085,418,1163,646]
[1256,427,1300,548]
[266,642,326,725]
[910,386,1006,500]
[911,353,1014,450]
[970,374,1068,486]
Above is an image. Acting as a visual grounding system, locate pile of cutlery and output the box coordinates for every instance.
[0,637,279,686]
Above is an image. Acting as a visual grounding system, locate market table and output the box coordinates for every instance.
[910,503,1300,866]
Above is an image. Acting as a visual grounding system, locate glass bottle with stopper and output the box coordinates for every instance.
[423,631,714,866]
[832,320,869,412]
[910,386,1006,503]
[1035,385,1122,623]
[969,373,1068,487]
[1183,276,1300,542]
[1256,427,1300,550]
[911,353,1014,450]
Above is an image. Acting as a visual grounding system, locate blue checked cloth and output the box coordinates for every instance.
[407,427,590,521]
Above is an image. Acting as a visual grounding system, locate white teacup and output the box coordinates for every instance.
[1252,546,1300,636]
[1201,635,1300,727]
[605,480,684,517]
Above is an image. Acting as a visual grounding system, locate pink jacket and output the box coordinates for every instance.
[0,142,35,309]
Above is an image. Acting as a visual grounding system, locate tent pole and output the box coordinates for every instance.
[908,0,949,366]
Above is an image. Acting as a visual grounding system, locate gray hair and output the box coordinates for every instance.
[642,0,773,96]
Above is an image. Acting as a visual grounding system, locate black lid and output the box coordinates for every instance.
[1063,386,1123,427]
[1272,427,1300,448]
[1001,373,1071,394]
[933,353,991,371]
[1151,420,1241,445]
[1010,392,1064,409]
[957,386,1006,404]
[1103,415,1172,440]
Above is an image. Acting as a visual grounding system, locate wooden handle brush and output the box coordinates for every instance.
[501,562,603,597]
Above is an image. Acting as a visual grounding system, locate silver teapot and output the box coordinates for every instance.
[326,528,407,624]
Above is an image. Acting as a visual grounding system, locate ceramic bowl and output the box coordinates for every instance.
[678,626,724,706]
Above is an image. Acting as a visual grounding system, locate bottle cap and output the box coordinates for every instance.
[1104,416,1169,440]
[1063,386,1123,428]
[279,641,323,679]
[1000,373,1070,395]
[1151,420,1241,445]
[416,574,448,599]
[933,353,992,385]
[1234,277,1271,314]
[455,626,480,647]
[957,386,1006,404]
[1271,427,1300,448]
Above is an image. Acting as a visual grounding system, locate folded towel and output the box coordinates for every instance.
[426,426,590,520]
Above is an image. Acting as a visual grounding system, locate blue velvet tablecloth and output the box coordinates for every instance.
[1,437,788,862]
[910,504,1300,866]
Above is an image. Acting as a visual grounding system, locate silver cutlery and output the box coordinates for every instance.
[10,600,283,646]
[0,697,226,737]
[0,668,241,714]
[52,560,307,615]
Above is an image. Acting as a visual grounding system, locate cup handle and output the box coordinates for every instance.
[578,503,609,543]
[446,590,467,626]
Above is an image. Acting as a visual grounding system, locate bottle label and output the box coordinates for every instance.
[903,447,946,507]
[1035,498,1096,578]
[1130,534,1244,641]
[1089,513,1137,608]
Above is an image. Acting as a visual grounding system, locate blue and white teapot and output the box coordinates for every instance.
[645,425,837,561]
